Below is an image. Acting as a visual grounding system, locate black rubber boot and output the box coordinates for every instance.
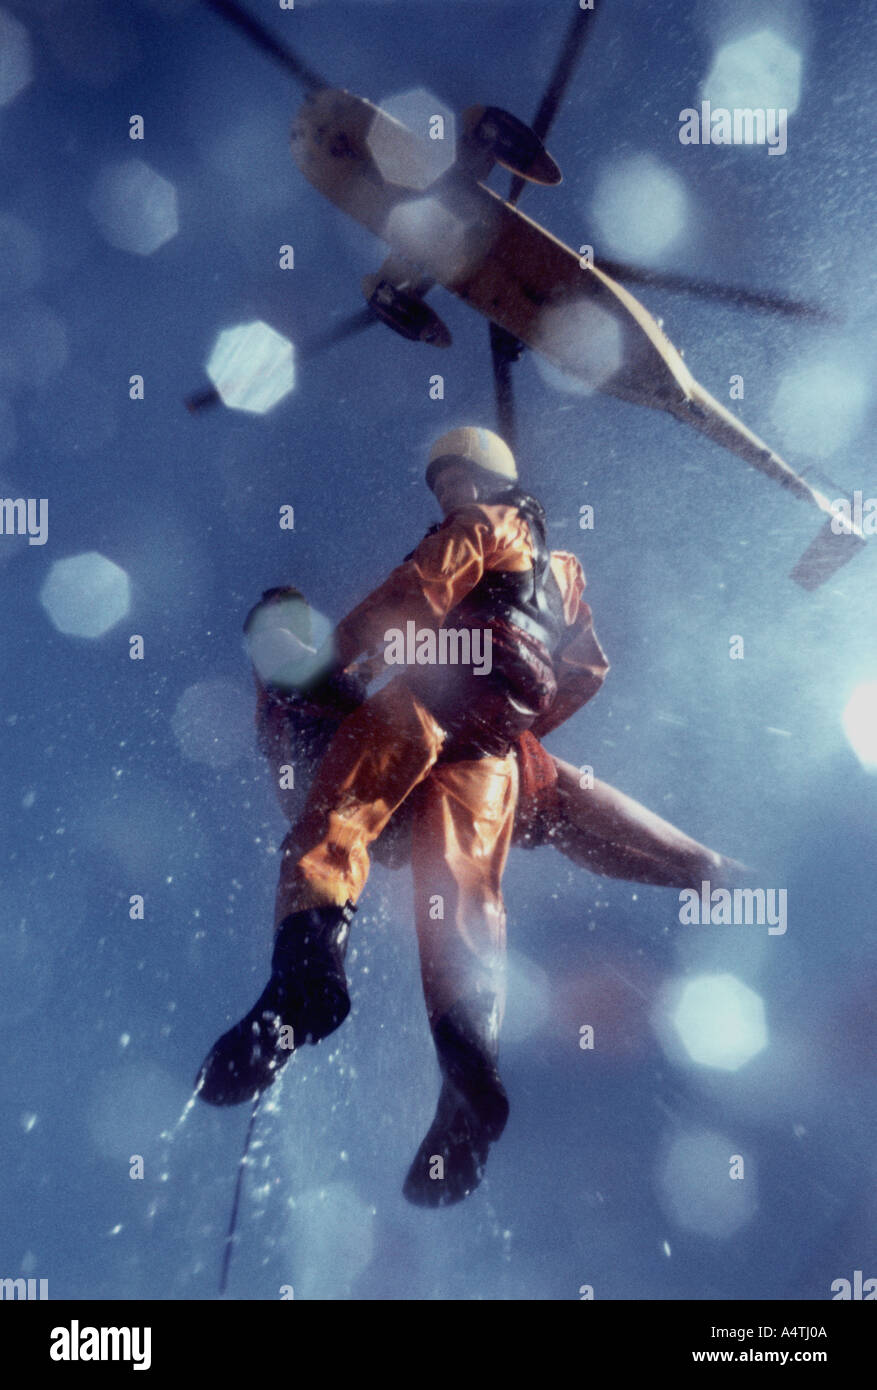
[403,993,509,1207]
[196,902,354,1107]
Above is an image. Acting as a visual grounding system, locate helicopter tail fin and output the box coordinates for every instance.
[789,516,867,591]
[659,380,868,591]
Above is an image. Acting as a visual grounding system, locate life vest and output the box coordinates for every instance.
[450,487,567,710]
[409,489,569,757]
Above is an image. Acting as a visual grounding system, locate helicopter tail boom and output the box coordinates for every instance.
[665,381,867,588]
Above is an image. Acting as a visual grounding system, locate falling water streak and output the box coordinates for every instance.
[219,1094,263,1296]
[605,963,650,1003]
[161,1085,202,1144]
[153,1086,205,1210]
[483,1192,514,1264]
[216,1064,292,1295]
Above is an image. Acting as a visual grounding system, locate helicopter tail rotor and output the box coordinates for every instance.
[184,308,380,414]
[790,516,868,591]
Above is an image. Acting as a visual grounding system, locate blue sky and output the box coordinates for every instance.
[0,0,875,1301]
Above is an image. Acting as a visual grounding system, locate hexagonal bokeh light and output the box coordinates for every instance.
[244,589,332,692]
[0,8,32,107]
[40,552,130,638]
[842,683,877,772]
[43,3,139,89]
[287,1183,375,1300]
[88,160,179,256]
[771,358,869,459]
[501,948,551,1045]
[206,321,295,414]
[590,155,688,263]
[533,298,623,396]
[171,680,253,769]
[657,1129,758,1238]
[671,973,767,1071]
[0,299,68,390]
[701,29,803,115]
[384,197,477,283]
[368,87,456,191]
[89,1065,187,1162]
[0,214,41,299]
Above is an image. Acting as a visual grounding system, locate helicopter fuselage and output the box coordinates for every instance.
[289,89,847,530]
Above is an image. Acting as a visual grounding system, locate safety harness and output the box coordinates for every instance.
[451,487,566,707]
[406,489,568,756]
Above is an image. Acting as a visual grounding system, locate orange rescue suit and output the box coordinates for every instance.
[273,502,609,1023]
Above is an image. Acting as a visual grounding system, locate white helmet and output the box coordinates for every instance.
[426,427,517,491]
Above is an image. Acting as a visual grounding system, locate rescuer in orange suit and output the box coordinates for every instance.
[197,427,749,1206]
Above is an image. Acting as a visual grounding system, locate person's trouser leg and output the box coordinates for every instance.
[273,677,447,925]
[197,679,446,1106]
[403,752,518,1207]
[552,758,753,886]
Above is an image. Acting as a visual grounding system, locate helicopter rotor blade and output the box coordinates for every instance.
[596,258,837,322]
[185,385,221,415]
[508,3,599,206]
[300,307,379,357]
[200,0,329,93]
[185,309,380,414]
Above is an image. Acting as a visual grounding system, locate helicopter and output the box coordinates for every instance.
[188,0,867,591]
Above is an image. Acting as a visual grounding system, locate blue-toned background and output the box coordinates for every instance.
[1,0,875,1301]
